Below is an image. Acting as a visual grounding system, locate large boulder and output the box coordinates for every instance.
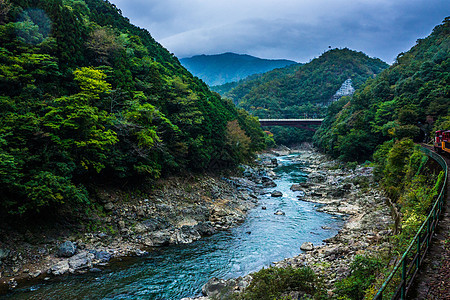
[134,218,171,233]
[48,260,69,276]
[261,176,277,188]
[194,222,216,236]
[68,252,94,271]
[290,184,304,192]
[300,242,314,251]
[202,277,229,298]
[172,226,201,244]
[0,248,10,260]
[271,191,283,197]
[94,251,111,262]
[57,241,76,258]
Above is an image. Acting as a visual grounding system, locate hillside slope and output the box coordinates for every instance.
[0,0,266,216]
[232,48,388,119]
[211,63,302,101]
[180,52,297,86]
[314,18,450,162]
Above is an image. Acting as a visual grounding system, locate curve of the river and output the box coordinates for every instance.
[6,153,343,300]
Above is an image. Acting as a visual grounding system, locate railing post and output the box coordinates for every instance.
[417,237,421,269]
[401,259,406,300]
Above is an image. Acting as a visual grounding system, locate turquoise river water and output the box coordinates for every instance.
[5,154,343,300]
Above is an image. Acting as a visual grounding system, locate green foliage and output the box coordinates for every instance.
[73,66,111,97]
[380,139,416,200]
[371,137,443,254]
[0,0,267,216]
[239,266,325,300]
[334,255,383,300]
[315,17,450,161]
[222,48,387,145]
[225,120,252,163]
[338,140,443,299]
[24,171,89,214]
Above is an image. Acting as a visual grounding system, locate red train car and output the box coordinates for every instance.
[435,130,450,154]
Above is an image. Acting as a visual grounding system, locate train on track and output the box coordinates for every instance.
[434,130,450,154]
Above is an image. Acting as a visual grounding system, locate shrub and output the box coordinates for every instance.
[334,255,383,300]
[240,266,325,300]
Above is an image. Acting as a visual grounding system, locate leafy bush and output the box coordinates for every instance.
[240,266,325,300]
[334,256,383,300]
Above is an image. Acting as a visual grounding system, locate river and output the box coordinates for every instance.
[5,153,343,300]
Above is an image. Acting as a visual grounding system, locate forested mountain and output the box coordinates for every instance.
[211,63,302,100]
[314,17,450,162]
[219,49,388,145]
[0,0,267,216]
[230,48,388,119]
[180,52,297,86]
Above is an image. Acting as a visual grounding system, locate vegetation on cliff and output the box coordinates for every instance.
[313,17,449,299]
[226,48,387,118]
[314,18,449,162]
[0,0,268,216]
[217,48,388,145]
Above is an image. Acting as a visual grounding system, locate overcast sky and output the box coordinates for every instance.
[109,0,449,64]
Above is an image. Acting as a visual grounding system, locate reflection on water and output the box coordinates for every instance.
[6,154,343,300]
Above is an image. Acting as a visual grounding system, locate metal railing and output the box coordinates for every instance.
[373,147,448,300]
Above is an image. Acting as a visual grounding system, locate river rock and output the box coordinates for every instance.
[262,176,277,188]
[89,268,102,273]
[202,277,228,298]
[0,249,10,260]
[290,184,304,192]
[68,252,94,270]
[309,173,326,183]
[135,218,171,233]
[94,251,111,262]
[271,191,283,197]
[29,270,41,278]
[194,222,216,236]
[149,230,172,246]
[48,260,69,276]
[300,242,314,251]
[260,158,278,168]
[57,241,76,258]
[174,226,201,244]
[104,202,114,211]
[310,191,322,197]
[274,210,285,215]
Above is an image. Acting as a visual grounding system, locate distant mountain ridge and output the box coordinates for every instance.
[180,52,297,86]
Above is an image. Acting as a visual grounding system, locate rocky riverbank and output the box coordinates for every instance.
[0,168,275,294]
[196,147,395,300]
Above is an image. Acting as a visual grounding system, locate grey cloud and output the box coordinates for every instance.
[110,0,450,63]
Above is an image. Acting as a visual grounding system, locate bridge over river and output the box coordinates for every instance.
[259,119,323,131]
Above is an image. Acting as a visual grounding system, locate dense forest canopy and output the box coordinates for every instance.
[0,0,267,215]
[211,63,302,102]
[217,48,388,145]
[314,17,450,162]
[227,48,388,119]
